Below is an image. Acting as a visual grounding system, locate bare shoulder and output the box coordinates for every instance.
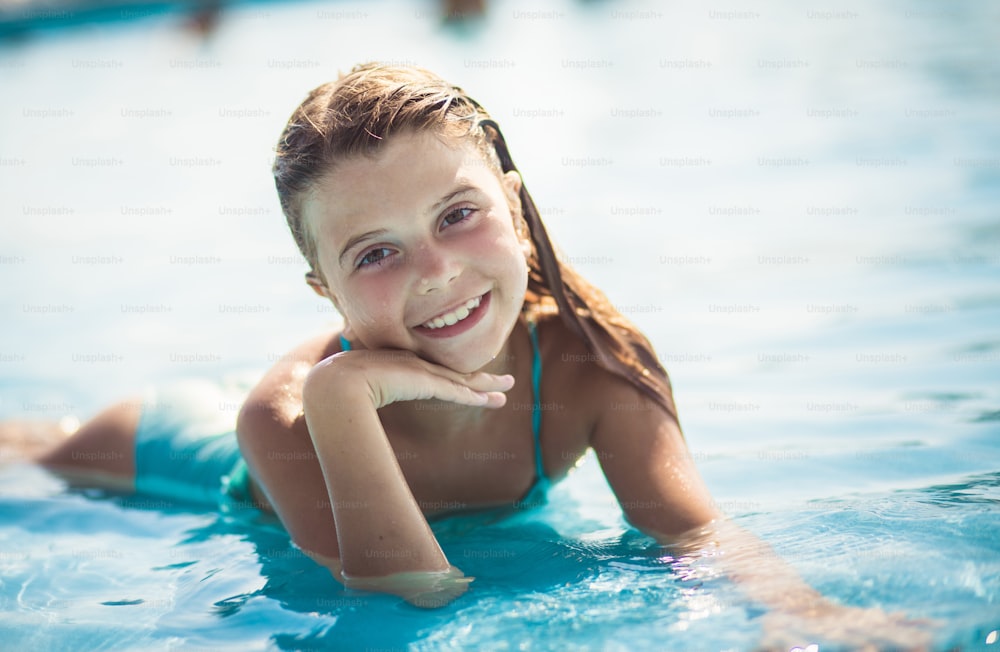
[542,313,714,537]
[238,331,343,436]
[530,310,622,429]
[533,310,671,429]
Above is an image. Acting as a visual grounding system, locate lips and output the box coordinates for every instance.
[413,291,491,338]
[420,294,484,329]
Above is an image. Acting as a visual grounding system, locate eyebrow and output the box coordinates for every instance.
[338,228,389,268]
[337,184,478,268]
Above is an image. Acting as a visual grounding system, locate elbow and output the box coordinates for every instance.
[302,352,366,411]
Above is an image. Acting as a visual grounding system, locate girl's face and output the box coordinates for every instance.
[302,130,530,374]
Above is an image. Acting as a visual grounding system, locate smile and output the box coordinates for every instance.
[421,294,484,329]
[414,291,492,339]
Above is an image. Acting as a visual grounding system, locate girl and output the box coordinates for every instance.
[15,63,925,648]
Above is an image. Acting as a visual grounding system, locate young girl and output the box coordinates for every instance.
[14,63,926,648]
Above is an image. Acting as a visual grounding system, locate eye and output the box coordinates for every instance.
[356,247,394,269]
[442,206,475,228]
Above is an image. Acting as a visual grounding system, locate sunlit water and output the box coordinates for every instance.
[1,0,998,649]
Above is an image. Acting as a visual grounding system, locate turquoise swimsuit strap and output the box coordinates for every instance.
[339,325,546,483]
[527,319,545,482]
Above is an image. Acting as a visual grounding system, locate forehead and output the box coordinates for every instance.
[303,130,496,239]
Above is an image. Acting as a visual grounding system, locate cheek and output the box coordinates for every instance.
[477,227,530,300]
[471,215,525,271]
[341,279,402,327]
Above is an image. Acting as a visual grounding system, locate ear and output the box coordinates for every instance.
[501,170,531,261]
[502,170,522,211]
[305,271,329,299]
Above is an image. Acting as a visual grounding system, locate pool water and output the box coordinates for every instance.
[2,461,998,650]
[1,0,999,649]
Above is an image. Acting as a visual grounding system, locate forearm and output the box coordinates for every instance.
[671,519,823,612]
[304,384,450,579]
[668,519,933,649]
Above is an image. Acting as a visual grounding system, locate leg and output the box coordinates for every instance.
[0,418,75,463]
[35,399,142,489]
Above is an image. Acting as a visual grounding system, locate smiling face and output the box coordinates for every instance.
[301,130,530,374]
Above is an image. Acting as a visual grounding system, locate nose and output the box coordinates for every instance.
[414,241,460,294]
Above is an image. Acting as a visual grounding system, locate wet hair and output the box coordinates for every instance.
[272,62,679,424]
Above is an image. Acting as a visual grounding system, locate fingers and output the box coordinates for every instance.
[448,372,515,408]
[411,358,515,409]
[313,348,518,410]
[423,373,514,409]
[455,370,516,393]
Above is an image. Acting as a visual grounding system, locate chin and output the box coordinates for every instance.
[435,351,496,375]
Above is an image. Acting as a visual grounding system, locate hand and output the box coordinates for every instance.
[760,599,936,651]
[341,565,474,609]
[306,348,515,411]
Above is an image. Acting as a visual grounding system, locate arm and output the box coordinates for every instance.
[238,334,512,606]
[302,365,449,577]
[300,347,513,606]
[590,380,932,649]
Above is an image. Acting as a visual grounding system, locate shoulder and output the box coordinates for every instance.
[237,330,343,437]
[532,310,597,373]
[530,310,630,428]
[235,331,345,543]
[532,309,674,431]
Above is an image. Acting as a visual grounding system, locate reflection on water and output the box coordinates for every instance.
[0,0,998,649]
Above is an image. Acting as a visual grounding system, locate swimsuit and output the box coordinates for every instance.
[518,318,551,507]
[133,380,251,508]
[133,319,548,509]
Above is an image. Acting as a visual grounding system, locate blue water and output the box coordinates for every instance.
[2,462,999,650]
[2,0,999,649]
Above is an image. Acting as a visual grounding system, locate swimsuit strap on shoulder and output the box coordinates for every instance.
[339,334,352,351]
[527,319,545,482]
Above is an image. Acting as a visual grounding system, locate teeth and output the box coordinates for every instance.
[422,295,483,329]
